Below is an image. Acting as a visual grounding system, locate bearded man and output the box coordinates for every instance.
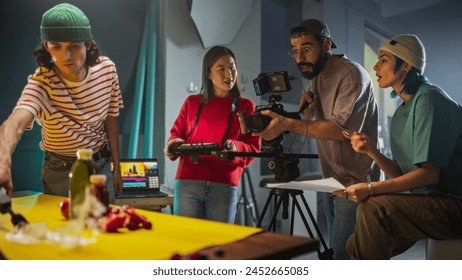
[255,19,379,260]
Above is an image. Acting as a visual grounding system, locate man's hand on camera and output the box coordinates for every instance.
[164,138,185,161]
[254,110,287,141]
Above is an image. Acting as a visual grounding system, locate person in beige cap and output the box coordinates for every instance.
[341,34,462,259]
[254,19,380,260]
[0,3,123,203]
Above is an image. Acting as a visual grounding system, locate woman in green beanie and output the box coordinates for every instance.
[0,3,123,203]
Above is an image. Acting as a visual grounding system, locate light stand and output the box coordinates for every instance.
[237,168,259,226]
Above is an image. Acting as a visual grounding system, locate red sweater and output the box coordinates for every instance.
[168,94,260,186]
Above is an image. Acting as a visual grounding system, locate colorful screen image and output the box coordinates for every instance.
[120,162,146,177]
[144,161,158,177]
[119,160,159,189]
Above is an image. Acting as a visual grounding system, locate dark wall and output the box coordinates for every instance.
[0,0,148,191]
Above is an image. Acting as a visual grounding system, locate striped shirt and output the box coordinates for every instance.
[15,56,124,156]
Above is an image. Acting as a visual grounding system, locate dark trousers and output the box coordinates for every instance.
[347,193,462,259]
[41,149,115,203]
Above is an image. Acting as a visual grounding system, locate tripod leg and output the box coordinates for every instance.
[292,198,317,239]
[292,197,325,259]
[266,190,287,231]
[290,195,296,235]
[299,194,329,249]
[298,194,334,260]
[256,190,275,228]
[242,177,248,226]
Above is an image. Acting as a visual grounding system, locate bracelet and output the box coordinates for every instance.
[367,182,374,196]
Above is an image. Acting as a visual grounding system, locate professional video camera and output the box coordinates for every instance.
[245,71,301,153]
[243,71,302,182]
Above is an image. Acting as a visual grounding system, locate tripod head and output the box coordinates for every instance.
[268,155,300,182]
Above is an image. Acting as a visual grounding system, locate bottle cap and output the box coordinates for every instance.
[76,149,93,159]
[90,174,107,184]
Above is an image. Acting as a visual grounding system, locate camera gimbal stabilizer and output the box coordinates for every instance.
[171,142,222,164]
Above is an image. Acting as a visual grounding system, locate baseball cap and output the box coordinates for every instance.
[291,19,337,49]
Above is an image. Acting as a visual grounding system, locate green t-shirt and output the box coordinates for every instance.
[390,83,462,199]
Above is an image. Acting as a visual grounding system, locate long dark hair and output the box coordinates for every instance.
[201,45,242,103]
[32,40,101,69]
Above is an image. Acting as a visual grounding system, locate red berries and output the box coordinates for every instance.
[97,206,152,232]
[59,198,152,233]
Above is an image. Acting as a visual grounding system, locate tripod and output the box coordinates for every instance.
[237,168,260,226]
[257,188,334,260]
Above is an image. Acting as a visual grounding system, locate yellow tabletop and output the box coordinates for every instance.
[0,194,262,260]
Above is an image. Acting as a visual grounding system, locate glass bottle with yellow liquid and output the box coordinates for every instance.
[69,149,97,219]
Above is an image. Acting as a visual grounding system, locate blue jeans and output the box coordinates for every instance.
[323,193,357,260]
[174,179,238,224]
[41,152,115,203]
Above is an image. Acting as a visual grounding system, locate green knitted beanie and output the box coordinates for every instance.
[40,3,93,42]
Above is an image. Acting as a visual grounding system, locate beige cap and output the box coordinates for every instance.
[379,34,426,73]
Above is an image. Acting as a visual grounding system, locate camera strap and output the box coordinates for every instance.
[185,94,240,147]
[220,94,240,146]
[183,101,205,142]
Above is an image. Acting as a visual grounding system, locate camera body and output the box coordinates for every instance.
[246,102,301,134]
[245,71,302,182]
[246,71,297,134]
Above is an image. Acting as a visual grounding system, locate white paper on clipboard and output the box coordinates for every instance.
[265,177,345,193]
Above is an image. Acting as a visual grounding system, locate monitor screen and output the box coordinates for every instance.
[117,160,159,189]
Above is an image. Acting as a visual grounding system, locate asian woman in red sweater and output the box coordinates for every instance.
[164,46,260,223]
